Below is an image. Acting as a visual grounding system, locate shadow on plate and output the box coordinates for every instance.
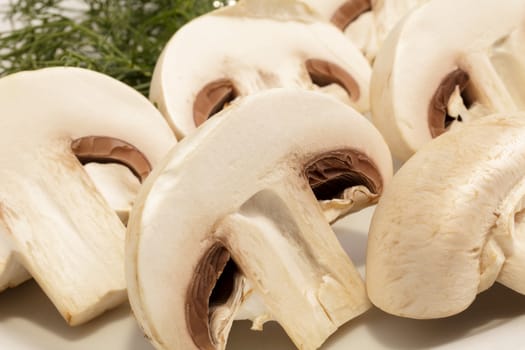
[327,282,525,349]
[229,283,525,349]
[0,280,132,341]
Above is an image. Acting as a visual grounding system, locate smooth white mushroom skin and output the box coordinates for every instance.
[370,0,525,161]
[149,0,371,139]
[127,89,393,350]
[367,113,525,319]
[0,67,175,325]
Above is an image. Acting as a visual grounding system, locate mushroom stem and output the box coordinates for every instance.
[459,52,518,113]
[1,144,126,325]
[215,180,369,350]
[446,86,490,124]
[0,238,30,291]
[233,280,273,329]
[491,29,525,110]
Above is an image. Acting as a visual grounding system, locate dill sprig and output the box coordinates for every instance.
[0,0,215,95]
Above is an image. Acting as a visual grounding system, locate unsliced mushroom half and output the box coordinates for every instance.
[127,89,392,350]
[371,0,525,161]
[301,0,426,61]
[150,0,371,139]
[367,113,525,319]
[0,67,175,325]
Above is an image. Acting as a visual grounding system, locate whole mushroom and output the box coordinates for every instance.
[367,113,525,319]
[150,0,371,139]
[127,89,392,350]
[0,67,175,325]
[370,0,525,161]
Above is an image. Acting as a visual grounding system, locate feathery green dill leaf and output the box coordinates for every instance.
[0,0,216,95]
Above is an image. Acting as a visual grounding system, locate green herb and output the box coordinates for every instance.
[0,0,216,95]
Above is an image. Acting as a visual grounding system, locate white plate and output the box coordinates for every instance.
[1,207,525,350]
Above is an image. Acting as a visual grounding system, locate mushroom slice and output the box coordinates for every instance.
[127,89,392,350]
[301,0,427,61]
[367,113,525,319]
[150,0,371,139]
[370,0,525,161]
[0,67,175,325]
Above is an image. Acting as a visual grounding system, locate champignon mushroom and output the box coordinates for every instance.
[370,0,525,161]
[127,89,392,350]
[301,0,426,61]
[0,67,175,325]
[367,113,525,319]
[149,0,371,139]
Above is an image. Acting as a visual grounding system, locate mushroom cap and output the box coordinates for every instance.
[0,67,175,324]
[150,0,371,139]
[127,89,392,349]
[367,113,525,319]
[370,0,525,160]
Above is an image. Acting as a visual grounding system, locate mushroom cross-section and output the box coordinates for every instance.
[149,0,371,139]
[127,89,392,350]
[0,67,176,325]
[370,0,525,161]
[301,0,427,61]
[367,113,525,319]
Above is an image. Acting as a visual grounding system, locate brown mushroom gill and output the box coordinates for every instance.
[331,0,372,31]
[193,79,237,127]
[304,149,382,200]
[306,59,360,101]
[428,69,473,138]
[187,243,239,350]
[71,136,152,182]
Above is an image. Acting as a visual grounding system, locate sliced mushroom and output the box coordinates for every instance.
[127,89,392,350]
[150,0,371,139]
[370,0,525,161]
[302,0,427,61]
[0,67,175,325]
[367,113,525,319]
